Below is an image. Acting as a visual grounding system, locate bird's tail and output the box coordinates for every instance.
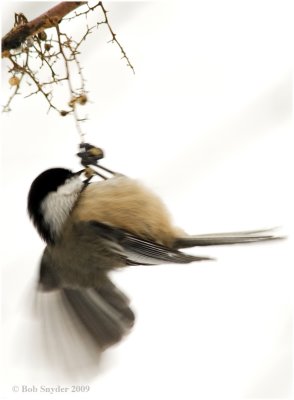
[173,228,284,249]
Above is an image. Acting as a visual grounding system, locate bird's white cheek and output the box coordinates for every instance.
[58,178,84,195]
[41,189,81,238]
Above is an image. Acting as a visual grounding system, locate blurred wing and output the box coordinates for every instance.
[36,248,134,378]
[61,283,135,350]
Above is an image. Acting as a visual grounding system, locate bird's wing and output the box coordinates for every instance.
[87,220,212,264]
[40,247,134,346]
[61,284,135,349]
[173,228,283,248]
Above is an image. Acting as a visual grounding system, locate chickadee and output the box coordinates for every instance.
[28,168,279,364]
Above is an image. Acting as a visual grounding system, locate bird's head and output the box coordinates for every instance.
[28,168,84,244]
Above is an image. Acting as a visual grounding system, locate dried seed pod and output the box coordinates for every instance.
[88,147,103,157]
[38,31,47,41]
[9,76,20,86]
[76,94,88,105]
[60,110,69,116]
[44,43,52,51]
[2,50,10,58]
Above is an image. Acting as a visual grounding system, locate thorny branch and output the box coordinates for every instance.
[2,1,134,141]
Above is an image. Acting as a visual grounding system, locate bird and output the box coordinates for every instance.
[27,166,280,368]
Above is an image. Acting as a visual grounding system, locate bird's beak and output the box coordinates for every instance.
[73,169,93,187]
[73,169,85,177]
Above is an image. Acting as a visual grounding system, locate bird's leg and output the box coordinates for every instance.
[95,164,116,176]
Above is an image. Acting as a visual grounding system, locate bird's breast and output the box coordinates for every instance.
[71,175,183,246]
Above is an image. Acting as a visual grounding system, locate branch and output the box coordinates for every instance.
[2,0,135,140]
[2,2,86,53]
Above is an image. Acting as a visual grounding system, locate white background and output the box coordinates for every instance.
[1,1,293,399]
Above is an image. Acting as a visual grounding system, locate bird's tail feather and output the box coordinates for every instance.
[174,228,284,248]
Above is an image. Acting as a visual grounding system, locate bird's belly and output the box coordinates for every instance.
[71,176,183,246]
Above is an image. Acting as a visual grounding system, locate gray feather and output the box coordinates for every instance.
[62,287,134,350]
[89,221,212,264]
[173,228,284,248]
[38,246,135,354]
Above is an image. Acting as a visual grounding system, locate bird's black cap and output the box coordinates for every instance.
[27,168,74,243]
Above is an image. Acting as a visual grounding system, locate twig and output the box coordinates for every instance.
[55,24,86,141]
[98,2,135,74]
